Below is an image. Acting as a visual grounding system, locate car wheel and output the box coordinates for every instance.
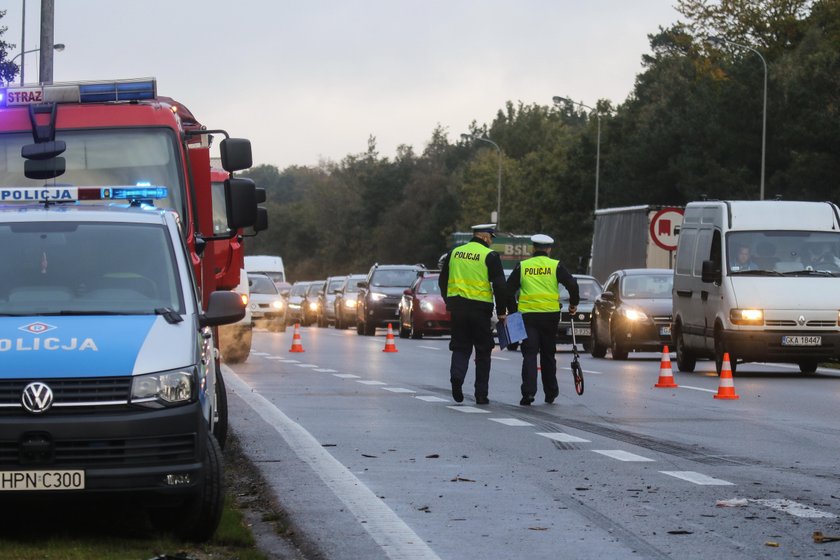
[675,324,696,373]
[335,313,344,330]
[149,433,223,542]
[399,319,410,338]
[356,320,364,335]
[590,321,607,358]
[581,339,591,353]
[364,320,376,336]
[798,359,819,374]
[610,328,628,360]
[410,320,423,339]
[713,328,737,375]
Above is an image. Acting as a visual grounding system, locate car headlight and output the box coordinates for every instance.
[370,292,387,301]
[131,369,195,408]
[420,301,434,313]
[619,307,648,321]
[309,302,319,311]
[240,294,248,306]
[344,299,357,308]
[272,300,284,310]
[730,308,764,325]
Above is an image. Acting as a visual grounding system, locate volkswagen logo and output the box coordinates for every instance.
[577,313,585,320]
[21,382,54,414]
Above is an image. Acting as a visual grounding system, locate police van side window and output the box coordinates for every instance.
[709,230,722,271]
[676,229,697,276]
[693,229,713,276]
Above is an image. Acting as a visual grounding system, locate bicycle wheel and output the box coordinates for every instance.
[571,359,584,395]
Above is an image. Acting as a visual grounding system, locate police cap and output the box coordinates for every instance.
[531,234,554,248]
[471,223,497,237]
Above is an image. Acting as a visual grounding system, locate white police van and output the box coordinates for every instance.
[0,187,244,541]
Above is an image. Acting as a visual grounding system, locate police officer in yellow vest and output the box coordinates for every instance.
[506,234,579,406]
[439,224,508,405]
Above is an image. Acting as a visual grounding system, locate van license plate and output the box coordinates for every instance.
[0,470,85,491]
[781,336,821,346]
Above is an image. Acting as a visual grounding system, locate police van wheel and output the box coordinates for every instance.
[675,326,696,373]
[713,332,737,375]
[150,433,224,542]
[213,369,229,450]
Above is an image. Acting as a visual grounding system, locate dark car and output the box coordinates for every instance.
[317,275,347,328]
[590,268,674,359]
[398,272,450,339]
[302,280,325,327]
[356,263,426,335]
[285,281,312,326]
[334,274,366,329]
[557,274,603,350]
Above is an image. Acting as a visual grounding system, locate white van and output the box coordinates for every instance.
[672,200,840,374]
[244,255,286,291]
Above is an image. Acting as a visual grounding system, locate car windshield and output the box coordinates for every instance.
[417,278,441,295]
[307,282,325,295]
[0,129,184,217]
[290,284,308,296]
[328,278,345,292]
[620,274,673,299]
[0,220,183,315]
[561,278,601,302]
[371,269,418,287]
[727,231,840,275]
[249,275,278,295]
[343,276,365,293]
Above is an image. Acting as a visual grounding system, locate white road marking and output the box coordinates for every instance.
[679,385,717,393]
[224,367,442,560]
[356,380,387,385]
[266,356,293,361]
[251,352,271,356]
[491,356,510,361]
[559,366,602,375]
[490,418,535,427]
[418,346,440,351]
[333,374,360,379]
[536,432,590,443]
[593,450,655,462]
[382,387,416,393]
[752,499,837,518]
[415,396,449,403]
[295,364,319,368]
[447,406,490,414]
[283,359,301,364]
[315,368,337,372]
[660,471,734,486]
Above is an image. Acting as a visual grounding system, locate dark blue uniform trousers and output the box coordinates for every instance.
[520,312,560,398]
[449,307,494,399]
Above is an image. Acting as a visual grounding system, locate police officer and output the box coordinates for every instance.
[506,234,579,406]
[439,224,508,405]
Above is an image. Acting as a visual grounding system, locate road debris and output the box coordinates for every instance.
[715,498,749,507]
[813,531,840,543]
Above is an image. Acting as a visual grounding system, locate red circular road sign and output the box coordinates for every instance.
[649,208,684,251]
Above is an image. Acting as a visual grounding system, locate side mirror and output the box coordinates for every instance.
[403,288,412,296]
[600,291,615,302]
[701,260,721,284]
[357,281,368,288]
[225,177,257,229]
[200,290,245,327]
[219,138,253,172]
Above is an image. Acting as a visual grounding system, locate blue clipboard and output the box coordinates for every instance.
[497,311,527,349]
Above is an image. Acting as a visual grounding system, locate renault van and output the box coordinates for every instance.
[672,200,840,374]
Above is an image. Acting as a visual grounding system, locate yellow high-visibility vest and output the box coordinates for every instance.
[518,255,560,312]
[448,241,493,303]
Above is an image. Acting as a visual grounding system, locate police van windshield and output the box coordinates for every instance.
[727,231,840,274]
[0,129,184,216]
[0,221,183,316]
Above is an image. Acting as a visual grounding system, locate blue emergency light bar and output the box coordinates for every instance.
[0,186,168,203]
[0,78,157,107]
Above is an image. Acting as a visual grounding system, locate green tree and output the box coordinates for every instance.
[0,10,19,84]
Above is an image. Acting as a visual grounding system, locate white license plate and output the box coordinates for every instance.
[660,326,672,336]
[781,335,822,346]
[567,327,590,336]
[0,470,85,491]
[395,308,401,316]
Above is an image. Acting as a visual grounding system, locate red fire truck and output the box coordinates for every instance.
[0,78,266,450]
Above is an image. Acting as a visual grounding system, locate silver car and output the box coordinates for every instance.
[248,273,286,332]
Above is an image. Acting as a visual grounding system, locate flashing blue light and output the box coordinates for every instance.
[78,79,156,103]
[103,187,168,200]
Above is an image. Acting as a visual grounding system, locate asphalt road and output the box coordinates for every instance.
[225,325,840,560]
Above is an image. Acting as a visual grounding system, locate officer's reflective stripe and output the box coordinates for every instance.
[448,241,493,303]
[519,255,560,312]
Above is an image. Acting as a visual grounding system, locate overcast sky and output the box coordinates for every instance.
[5,1,680,168]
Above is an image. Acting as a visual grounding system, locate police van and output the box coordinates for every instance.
[0,187,244,541]
[672,200,840,375]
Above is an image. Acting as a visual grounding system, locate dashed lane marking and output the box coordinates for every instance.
[447,406,490,414]
[752,499,837,518]
[490,418,535,427]
[314,368,337,372]
[537,432,591,443]
[660,471,734,485]
[333,373,360,379]
[382,387,416,393]
[356,380,387,385]
[415,396,449,403]
[295,364,319,368]
[418,346,440,350]
[593,450,655,462]
[559,366,602,375]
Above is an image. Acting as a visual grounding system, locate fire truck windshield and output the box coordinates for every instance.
[0,129,184,214]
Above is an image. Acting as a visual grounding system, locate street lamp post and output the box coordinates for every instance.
[10,43,65,85]
[709,36,767,201]
[553,96,601,211]
[461,133,502,230]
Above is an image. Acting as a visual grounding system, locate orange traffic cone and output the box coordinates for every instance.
[289,322,305,353]
[654,345,678,388]
[383,323,398,353]
[714,352,739,400]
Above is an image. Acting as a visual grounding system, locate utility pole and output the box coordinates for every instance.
[39,0,55,84]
